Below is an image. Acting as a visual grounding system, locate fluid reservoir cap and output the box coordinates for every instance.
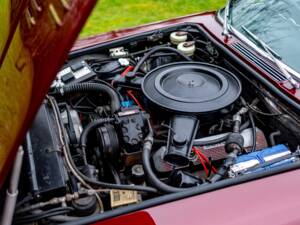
[170,31,188,45]
[177,41,196,57]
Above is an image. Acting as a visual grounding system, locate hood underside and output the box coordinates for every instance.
[0,0,97,187]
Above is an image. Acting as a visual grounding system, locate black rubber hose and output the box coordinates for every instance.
[62,83,121,113]
[76,119,158,193]
[108,162,121,184]
[24,209,79,223]
[142,120,188,193]
[50,97,158,194]
[240,120,250,131]
[79,118,115,165]
[132,46,192,75]
[240,97,256,152]
[67,148,158,193]
[14,207,73,224]
[142,144,188,193]
[48,215,79,222]
[249,111,257,152]
[209,150,238,183]
[80,118,116,149]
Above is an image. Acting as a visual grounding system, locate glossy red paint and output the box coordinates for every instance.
[92,211,156,225]
[72,13,300,104]
[0,0,97,188]
[93,169,300,225]
[72,12,225,51]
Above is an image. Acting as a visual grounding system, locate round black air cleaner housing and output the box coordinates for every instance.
[142,62,241,115]
[142,62,242,167]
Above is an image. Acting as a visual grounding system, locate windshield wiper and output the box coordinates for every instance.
[223,0,233,39]
[242,25,300,89]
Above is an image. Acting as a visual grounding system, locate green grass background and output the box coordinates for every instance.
[81,0,226,37]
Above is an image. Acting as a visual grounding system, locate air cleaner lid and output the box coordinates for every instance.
[142,62,242,114]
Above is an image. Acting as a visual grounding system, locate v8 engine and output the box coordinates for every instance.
[12,25,300,224]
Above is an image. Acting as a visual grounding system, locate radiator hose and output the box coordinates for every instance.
[142,120,190,193]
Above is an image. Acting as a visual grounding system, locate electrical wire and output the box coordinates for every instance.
[247,104,283,116]
[193,147,209,176]
[63,107,157,193]
[127,90,145,111]
[193,147,218,175]
[132,46,192,75]
[195,147,218,174]
[14,207,73,224]
[240,97,257,152]
[121,66,134,77]
[48,96,105,212]
[249,111,257,152]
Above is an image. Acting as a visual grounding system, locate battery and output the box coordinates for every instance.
[229,144,297,177]
[25,101,68,198]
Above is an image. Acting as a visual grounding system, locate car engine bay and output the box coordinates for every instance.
[13,24,300,224]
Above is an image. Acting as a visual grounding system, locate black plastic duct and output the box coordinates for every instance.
[142,62,242,166]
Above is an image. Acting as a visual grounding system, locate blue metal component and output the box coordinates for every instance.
[230,145,296,177]
[121,100,134,108]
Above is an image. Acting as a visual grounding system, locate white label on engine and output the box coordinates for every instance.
[73,66,91,79]
[57,67,72,79]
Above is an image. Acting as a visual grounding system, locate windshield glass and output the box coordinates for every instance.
[227,0,300,73]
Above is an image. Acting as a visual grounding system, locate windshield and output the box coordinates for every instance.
[226,0,300,73]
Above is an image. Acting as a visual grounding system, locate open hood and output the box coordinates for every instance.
[0,0,97,187]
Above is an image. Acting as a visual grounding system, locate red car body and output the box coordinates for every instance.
[1,1,300,224]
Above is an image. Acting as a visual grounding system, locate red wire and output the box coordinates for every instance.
[192,147,209,176]
[121,66,134,77]
[111,66,135,86]
[194,147,218,174]
[127,90,145,111]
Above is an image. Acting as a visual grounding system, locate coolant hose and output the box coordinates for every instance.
[49,96,158,194]
[79,118,115,165]
[77,119,158,193]
[62,83,121,113]
[142,120,189,193]
[80,118,116,149]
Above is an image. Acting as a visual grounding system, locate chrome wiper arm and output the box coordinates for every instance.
[223,0,233,38]
[242,26,300,89]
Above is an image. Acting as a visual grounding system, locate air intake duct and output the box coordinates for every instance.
[142,62,242,166]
